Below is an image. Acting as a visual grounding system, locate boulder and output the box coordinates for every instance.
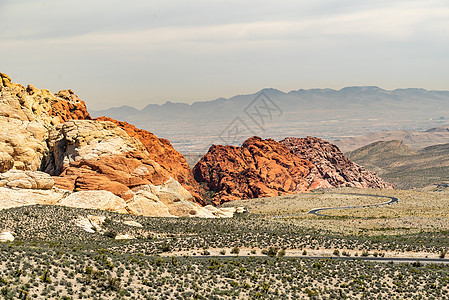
[0,231,14,242]
[57,190,129,214]
[203,205,235,218]
[74,215,106,233]
[0,186,66,210]
[127,183,216,218]
[74,216,98,233]
[126,190,174,217]
[87,215,106,230]
[0,170,54,190]
[115,234,134,240]
[122,220,143,227]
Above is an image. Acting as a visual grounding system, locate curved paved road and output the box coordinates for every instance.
[273,193,399,218]
[308,193,399,217]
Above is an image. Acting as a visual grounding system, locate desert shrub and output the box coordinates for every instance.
[262,247,279,257]
[104,230,117,239]
[230,247,240,255]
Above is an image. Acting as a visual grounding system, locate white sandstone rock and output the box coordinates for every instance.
[0,170,54,190]
[46,120,149,174]
[0,231,14,242]
[122,220,143,228]
[115,234,134,240]
[0,186,66,210]
[57,190,128,214]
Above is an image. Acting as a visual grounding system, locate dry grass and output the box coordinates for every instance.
[223,189,387,215]
[222,187,449,235]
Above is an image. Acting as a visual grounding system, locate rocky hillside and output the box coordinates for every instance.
[280,137,394,189]
[193,136,330,205]
[346,140,417,166]
[347,140,449,189]
[0,73,228,218]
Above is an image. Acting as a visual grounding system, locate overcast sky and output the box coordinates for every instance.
[1,0,448,109]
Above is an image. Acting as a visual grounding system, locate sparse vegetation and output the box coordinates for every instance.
[0,187,448,298]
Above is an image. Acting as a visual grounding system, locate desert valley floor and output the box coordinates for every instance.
[2,74,449,299]
[1,187,449,299]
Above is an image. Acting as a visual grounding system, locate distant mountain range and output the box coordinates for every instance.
[90,86,449,153]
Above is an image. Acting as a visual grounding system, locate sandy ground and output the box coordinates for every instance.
[161,247,441,260]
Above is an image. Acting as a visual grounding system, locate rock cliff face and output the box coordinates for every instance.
[0,72,91,173]
[49,89,92,122]
[0,73,229,218]
[94,117,204,205]
[279,137,394,189]
[44,120,191,203]
[193,136,330,205]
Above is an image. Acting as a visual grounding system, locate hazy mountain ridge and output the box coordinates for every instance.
[91,86,449,153]
[91,86,449,117]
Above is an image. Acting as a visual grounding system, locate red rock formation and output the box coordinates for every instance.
[193,136,330,205]
[54,153,172,201]
[94,116,205,205]
[48,89,92,122]
[279,137,394,189]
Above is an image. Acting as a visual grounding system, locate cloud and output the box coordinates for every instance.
[0,0,448,109]
[3,0,447,47]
